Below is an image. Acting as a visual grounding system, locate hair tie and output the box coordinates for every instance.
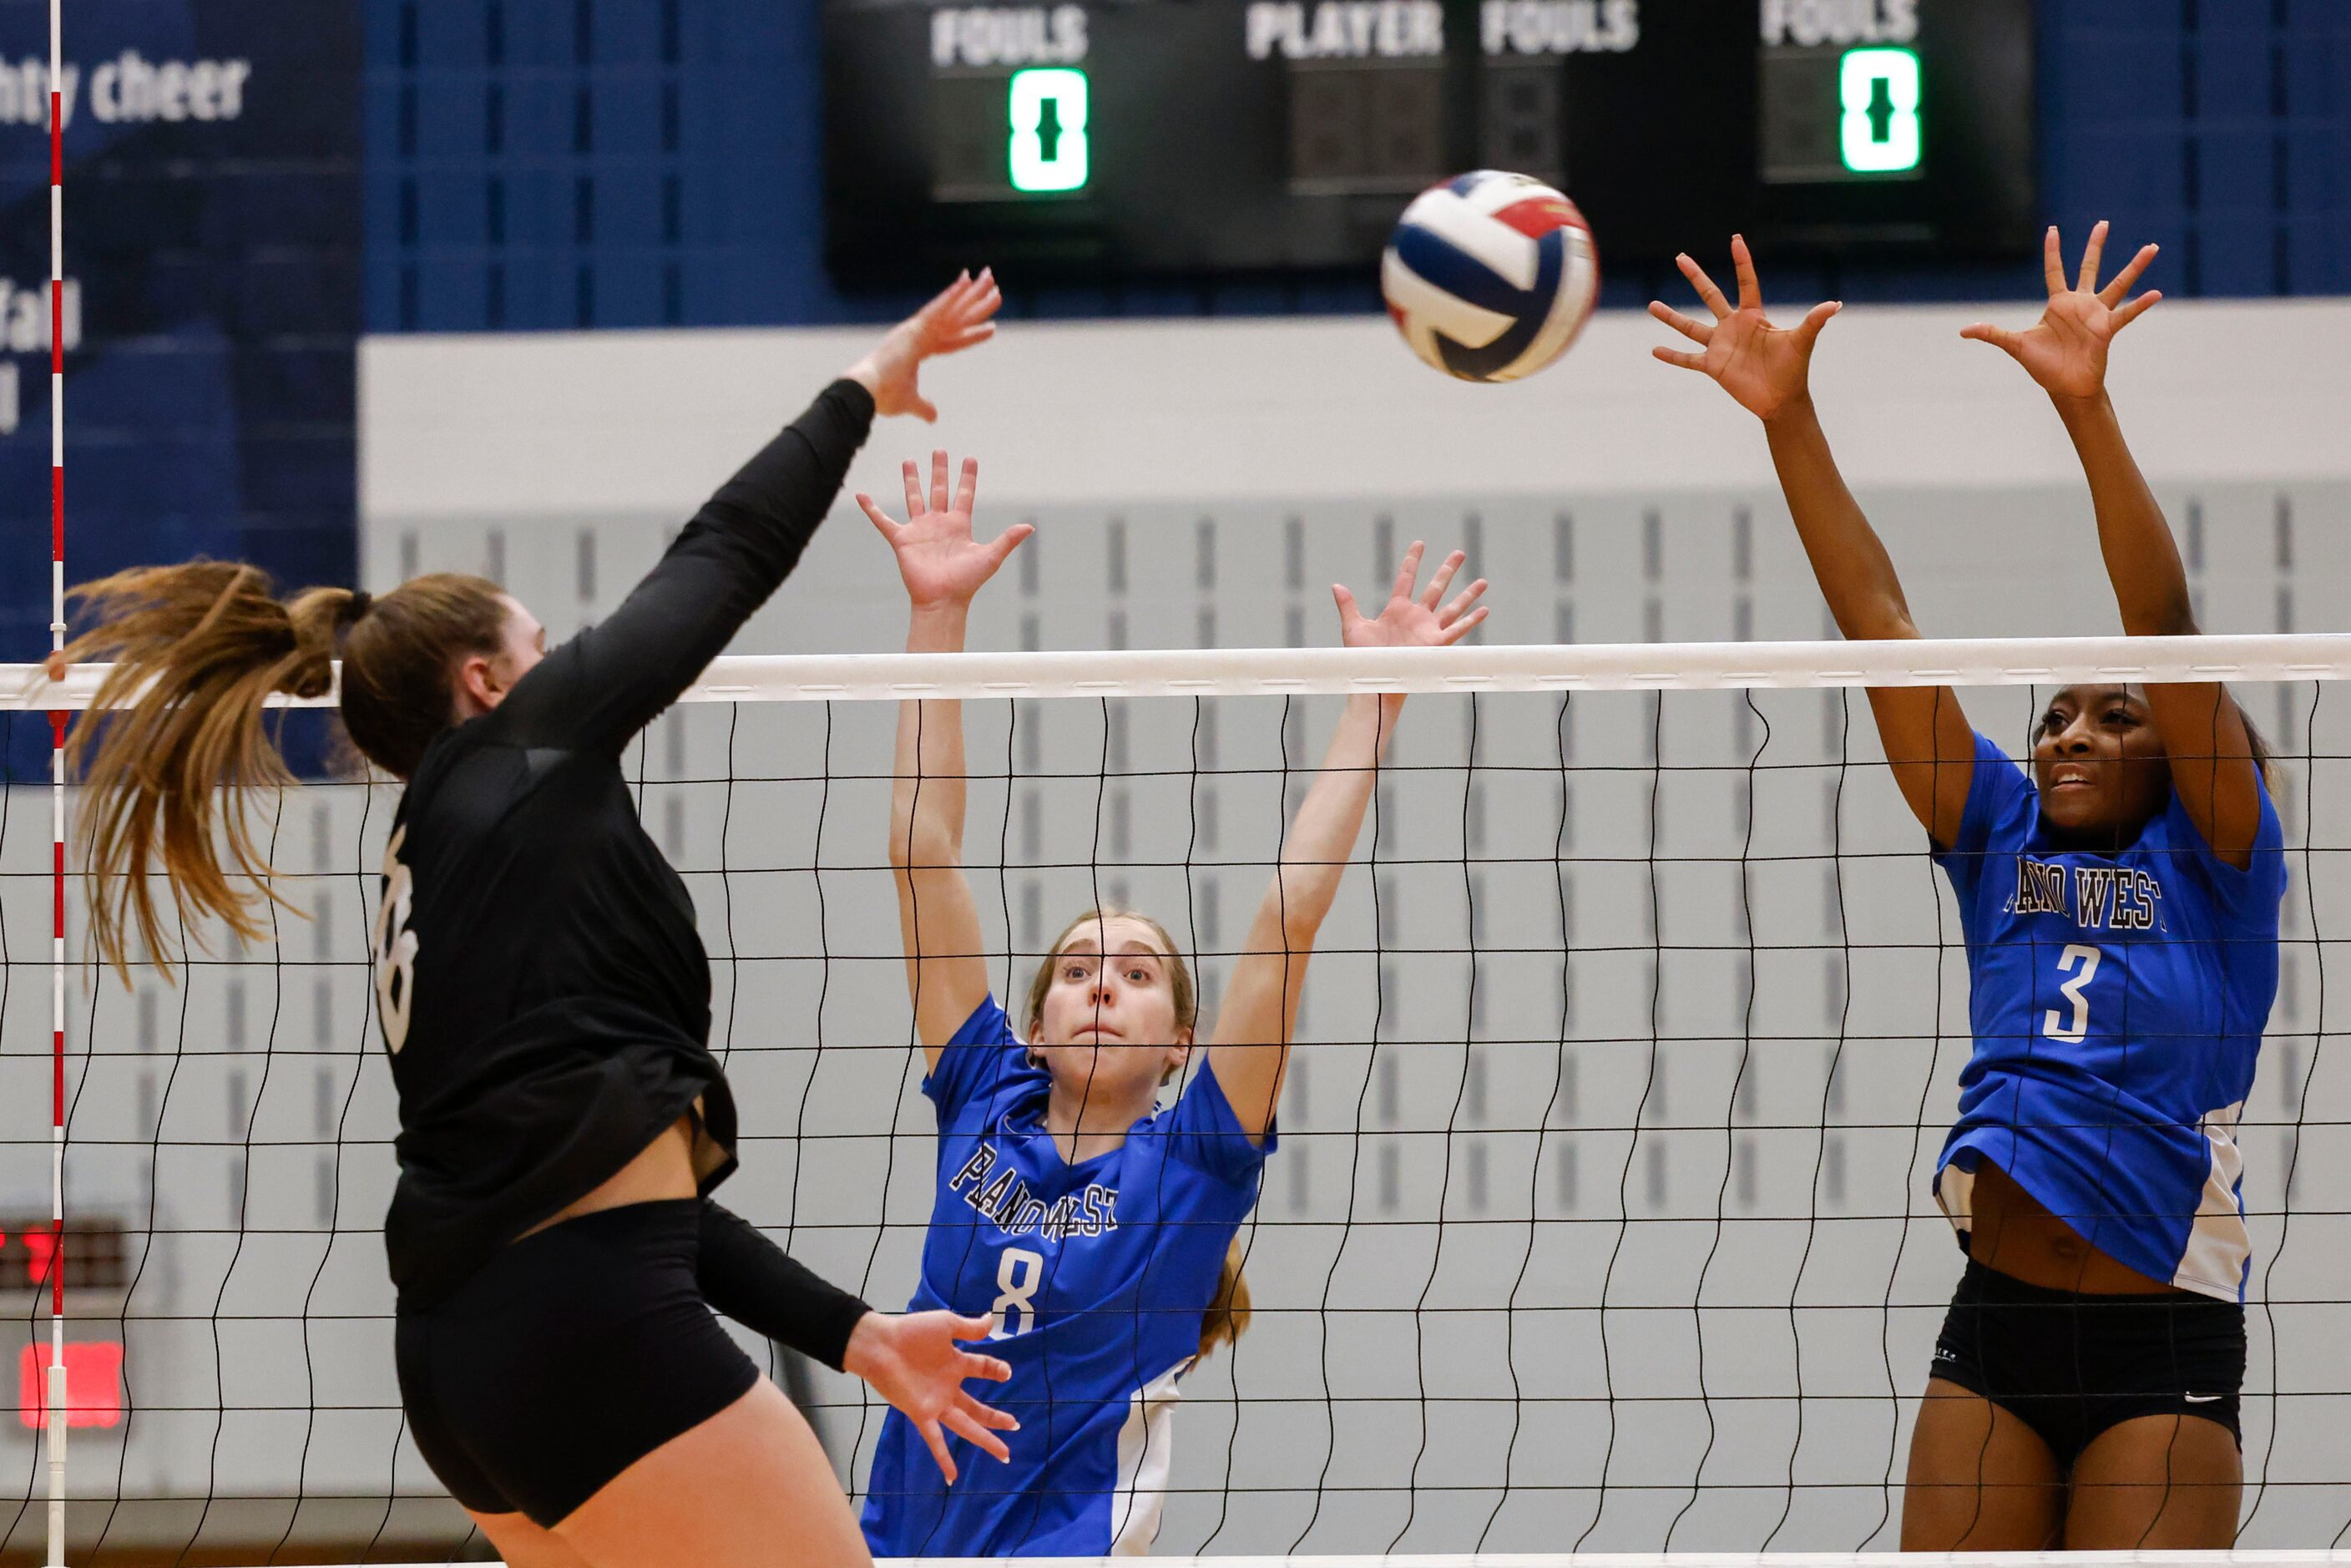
[341,590,373,626]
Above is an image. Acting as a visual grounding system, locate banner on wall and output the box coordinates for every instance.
[0,0,361,779]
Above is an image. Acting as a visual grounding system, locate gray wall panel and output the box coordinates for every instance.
[7,477,2348,1555]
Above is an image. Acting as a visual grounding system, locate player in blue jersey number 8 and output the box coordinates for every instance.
[857,453,1487,1556]
[1655,227,2284,1550]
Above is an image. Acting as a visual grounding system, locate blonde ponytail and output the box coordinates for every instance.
[1197,1236,1252,1361]
[59,563,358,979]
[58,562,510,983]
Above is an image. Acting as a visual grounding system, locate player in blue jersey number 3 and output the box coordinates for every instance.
[858,451,1487,1555]
[1655,225,2286,1549]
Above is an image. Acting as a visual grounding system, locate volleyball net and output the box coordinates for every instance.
[5,635,2351,1563]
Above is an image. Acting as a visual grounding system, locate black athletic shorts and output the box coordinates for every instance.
[1928,1257,2246,1467]
[393,1197,761,1527]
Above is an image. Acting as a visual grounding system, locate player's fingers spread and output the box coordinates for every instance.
[948,1415,1014,1461]
[2111,290,2162,330]
[2042,225,2066,296]
[943,1408,1014,1463]
[902,460,925,518]
[2077,220,2110,294]
[1420,549,1464,609]
[948,1313,996,1341]
[953,456,979,516]
[1391,541,1425,600]
[929,449,952,513]
[948,1394,1016,1437]
[1650,302,1711,345]
[1959,323,2018,355]
[950,1342,1012,1377]
[958,1389,1019,1428]
[1443,579,1489,623]
[1332,584,1360,623]
[1796,301,1842,344]
[1651,346,1706,372]
[954,295,997,332]
[918,1422,958,1485]
[985,523,1034,569]
[1679,255,1732,319]
[855,493,898,538]
[1439,604,1491,645]
[1730,233,1762,310]
[2103,245,2158,305]
[923,276,971,328]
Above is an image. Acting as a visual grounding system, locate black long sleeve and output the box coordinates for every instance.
[698,1201,873,1373]
[498,377,877,756]
[379,378,876,1308]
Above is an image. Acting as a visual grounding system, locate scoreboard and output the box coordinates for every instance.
[822,0,2036,283]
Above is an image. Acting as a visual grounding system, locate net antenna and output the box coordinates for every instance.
[43,0,68,1559]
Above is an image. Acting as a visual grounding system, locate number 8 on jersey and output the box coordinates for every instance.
[374,826,420,1054]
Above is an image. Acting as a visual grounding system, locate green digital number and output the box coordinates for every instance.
[1008,68,1089,193]
[1839,47,1921,175]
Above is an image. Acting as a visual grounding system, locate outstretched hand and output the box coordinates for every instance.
[1961,221,2160,403]
[845,269,1003,422]
[1333,540,1489,650]
[1649,235,1841,422]
[842,1308,1019,1485]
[857,449,1034,611]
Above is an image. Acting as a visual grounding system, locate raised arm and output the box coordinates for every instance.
[498,271,1001,755]
[860,452,1034,1067]
[1651,236,1975,847]
[1209,543,1489,1141]
[1963,223,2263,867]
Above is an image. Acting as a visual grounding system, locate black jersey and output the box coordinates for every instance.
[373,379,874,1307]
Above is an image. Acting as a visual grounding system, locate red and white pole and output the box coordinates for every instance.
[46,0,69,1560]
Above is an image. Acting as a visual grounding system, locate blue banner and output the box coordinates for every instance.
[1,0,360,779]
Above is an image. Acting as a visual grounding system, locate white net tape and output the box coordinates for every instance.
[15,633,2351,710]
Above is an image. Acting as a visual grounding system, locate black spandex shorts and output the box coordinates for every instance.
[1929,1257,2246,1466]
[393,1197,760,1527]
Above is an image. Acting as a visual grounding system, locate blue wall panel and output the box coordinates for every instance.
[2,0,362,778]
[358,0,2350,330]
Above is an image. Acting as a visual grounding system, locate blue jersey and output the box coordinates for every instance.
[861,996,1275,1557]
[1933,732,2286,1302]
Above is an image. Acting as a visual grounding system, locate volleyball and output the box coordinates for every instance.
[1379,169,1600,383]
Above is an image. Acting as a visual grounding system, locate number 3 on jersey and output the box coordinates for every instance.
[2043,943,2101,1043]
[373,826,420,1054]
[992,1247,1044,1338]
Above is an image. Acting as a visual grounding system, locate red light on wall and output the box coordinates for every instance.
[17,1343,122,1429]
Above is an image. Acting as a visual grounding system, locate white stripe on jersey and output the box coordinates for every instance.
[1934,1161,1977,1235]
[1106,1361,1188,1555]
[2174,1100,2250,1297]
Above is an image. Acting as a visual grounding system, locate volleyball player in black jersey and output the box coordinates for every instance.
[60,275,1018,1568]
